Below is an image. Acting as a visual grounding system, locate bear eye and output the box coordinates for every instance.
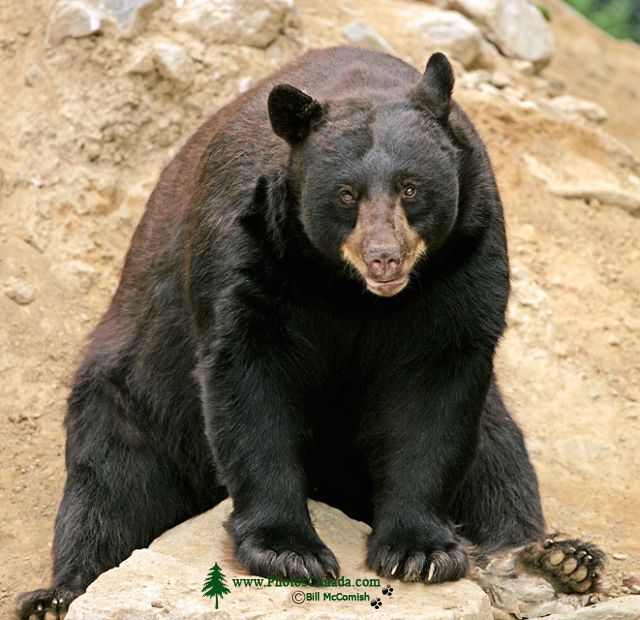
[339,189,356,204]
[402,184,417,199]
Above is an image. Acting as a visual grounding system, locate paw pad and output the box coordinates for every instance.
[382,585,393,596]
[370,597,382,609]
[523,538,605,595]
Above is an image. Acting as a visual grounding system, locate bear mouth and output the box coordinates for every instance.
[365,276,409,297]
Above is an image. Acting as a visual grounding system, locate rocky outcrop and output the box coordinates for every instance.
[63,498,640,619]
[543,95,608,124]
[545,596,640,619]
[66,500,493,619]
[449,0,555,69]
[172,0,295,48]
[524,154,640,216]
[410,10,482,68]
[342,21,396,55]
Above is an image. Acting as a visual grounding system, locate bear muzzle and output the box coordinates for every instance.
[341,200,427,297]
[365,274,409,297]
[363,245,408,296]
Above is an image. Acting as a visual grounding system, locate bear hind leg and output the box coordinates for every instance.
[17,375,211,619]
[452,385,545,555]
[452,384,604,594]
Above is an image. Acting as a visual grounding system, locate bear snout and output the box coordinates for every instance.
[365,245,403,282]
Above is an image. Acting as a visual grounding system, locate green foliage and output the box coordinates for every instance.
[537,5,553,22]
[564,0,640,42]
[202,562,231,609]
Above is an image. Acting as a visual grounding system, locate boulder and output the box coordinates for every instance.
[173,0,295,48]
[153,42,194,88]
[544,596,640,619]
[342,20,396,55]
[50,259,98,294]
[126,43,194,87]
[127,47,156,75]
[47,0,102,45]
[99,0,159,33]
[47,0,158,44]
[411,10,482,68]
[66,499,493,619]
[544,95,608,124]
[449,0,554,69]
[3,277,35,305]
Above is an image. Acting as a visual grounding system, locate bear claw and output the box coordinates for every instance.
[367,538,469,584]
[234,534,340,582]
[16,586,81,620]
[427,562,436,583]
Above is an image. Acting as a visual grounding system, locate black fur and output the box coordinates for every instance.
[267,84,324,145]
[17,47,548,618]
[411,51,455,121]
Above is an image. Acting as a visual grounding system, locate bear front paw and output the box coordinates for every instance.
[232,528,340,581]
[16,586,83,620]
[367,533,469,583]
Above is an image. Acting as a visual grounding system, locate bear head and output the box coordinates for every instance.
[268,53,460,298]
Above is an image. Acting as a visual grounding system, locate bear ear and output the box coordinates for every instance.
[268,84,323,146]
[411,52,455,122]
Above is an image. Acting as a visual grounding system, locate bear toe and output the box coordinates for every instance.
[16,586,82,620]
[522,538,605,594]
[367,540,468,583]
[235,536,340,581]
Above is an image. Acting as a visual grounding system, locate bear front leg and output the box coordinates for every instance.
[365,347,493,584]
[197,331,339,581]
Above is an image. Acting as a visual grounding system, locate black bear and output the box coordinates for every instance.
[18,47,603,619]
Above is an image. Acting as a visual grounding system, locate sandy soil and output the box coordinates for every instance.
[0,0,638,615]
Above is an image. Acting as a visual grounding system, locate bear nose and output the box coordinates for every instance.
[367,247,401,281]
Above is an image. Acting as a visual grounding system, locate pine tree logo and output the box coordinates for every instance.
[202,562,231,609]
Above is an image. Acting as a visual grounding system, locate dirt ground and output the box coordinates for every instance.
[0,0,638,616]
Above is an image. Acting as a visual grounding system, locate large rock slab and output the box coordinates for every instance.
[173,0,295,48]
[543,95,608,124]
[410,10,482,68]
[66,500,493,619]
[524,154,640,216]
[545,596,640,619]
[449,0,555,69]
